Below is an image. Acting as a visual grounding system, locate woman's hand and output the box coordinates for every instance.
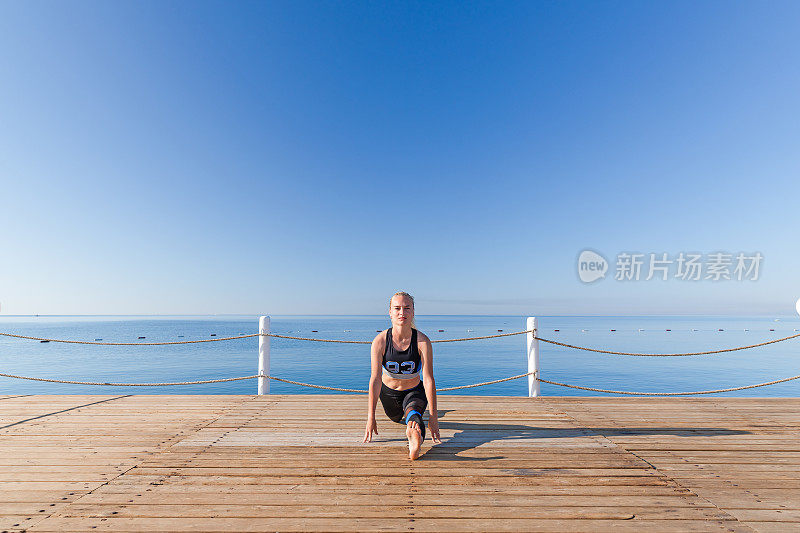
[428,416,441,444]
[363,417,379,443]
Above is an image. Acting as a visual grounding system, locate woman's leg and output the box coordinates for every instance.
[378,383,405,423]
[402,383,428,460]
[379,382,428,460]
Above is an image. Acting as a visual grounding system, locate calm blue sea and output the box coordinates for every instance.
[1,315,799,396]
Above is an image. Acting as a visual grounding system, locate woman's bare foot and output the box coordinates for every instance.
[406,421,422,460]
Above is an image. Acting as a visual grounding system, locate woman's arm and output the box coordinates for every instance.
[419,333,441,443]
[363,333,384,443]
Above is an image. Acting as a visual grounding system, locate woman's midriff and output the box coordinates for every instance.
[381,374,421,392]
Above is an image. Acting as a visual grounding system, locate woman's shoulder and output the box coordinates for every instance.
[371,329,389,348]
[414,329,431,343]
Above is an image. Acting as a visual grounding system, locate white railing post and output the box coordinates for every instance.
[258,316,270,395]
[527,317,540,397]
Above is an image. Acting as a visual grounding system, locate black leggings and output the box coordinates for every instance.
[379,381,427,441]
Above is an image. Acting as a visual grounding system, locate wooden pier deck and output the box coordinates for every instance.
[1,395,799,532]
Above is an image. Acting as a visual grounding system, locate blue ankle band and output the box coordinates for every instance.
[405,410,422,423]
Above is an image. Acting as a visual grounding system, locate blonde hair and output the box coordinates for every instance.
[389,291,416,329]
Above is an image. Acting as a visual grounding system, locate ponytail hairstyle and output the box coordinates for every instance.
[389,291,416,329]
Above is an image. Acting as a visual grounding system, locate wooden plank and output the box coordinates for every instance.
[61,494,717,508]
[21,517,755,532]
[78,485,695,498]
[107,474,675,486]
[124,466,662,477]
[54,503,731,520]
[740,523,800,533]
[3,485,692,498]
[0,515,43,530]
[0,503,71,516]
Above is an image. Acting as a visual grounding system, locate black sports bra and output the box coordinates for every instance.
[382,328,421,380]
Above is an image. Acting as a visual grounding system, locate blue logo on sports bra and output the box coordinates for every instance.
[385,361,416,374]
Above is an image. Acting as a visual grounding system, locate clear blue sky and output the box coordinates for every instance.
[1,1,798,316]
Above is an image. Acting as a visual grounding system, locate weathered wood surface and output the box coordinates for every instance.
[0,394,798,532]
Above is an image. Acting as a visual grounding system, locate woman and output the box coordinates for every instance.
[363,291,441,459]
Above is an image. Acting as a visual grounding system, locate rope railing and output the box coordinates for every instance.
[2,330,799,356]
[534,333,800,356]
[3,322,800,395]
[2,370,799,395]
[537,374,800,396]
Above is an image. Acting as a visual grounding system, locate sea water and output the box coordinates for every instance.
[0,315,798,396]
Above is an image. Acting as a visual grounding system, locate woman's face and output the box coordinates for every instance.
[389,295,414,328]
